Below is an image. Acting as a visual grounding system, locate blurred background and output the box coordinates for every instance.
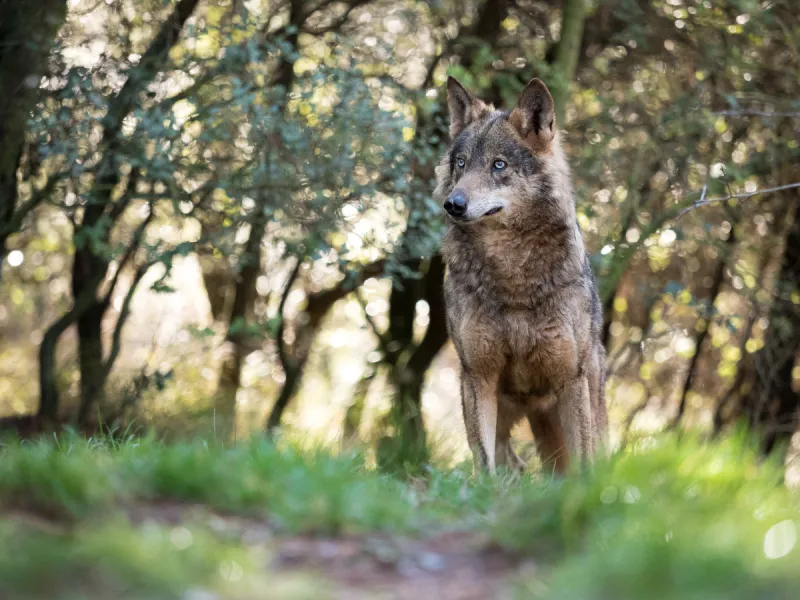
[1,0,798,471]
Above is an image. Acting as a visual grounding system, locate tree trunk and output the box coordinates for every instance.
[265,366,300,433]
[214,198,268,438]
[551,0,587,123]
[76,305,106,425]
[199,248,235,322]
[39,306,86,422]
[0,0,67,276]
[266,260,386,431]
[377,0,511,462]
[216,1,304,437]
[214,341,245,440]
[382,257,425,457]
[390,255,448,456]
[742,198,800,457]
[39,263,106,423]
[72,240,112,426]
[38,327,62,422]
[387,255,422,364]
[672,219,737,428]
[343,367,376,441]
[712,226,780,435]
[36,0,199,424]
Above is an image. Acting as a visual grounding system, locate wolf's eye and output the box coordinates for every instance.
[456,157,466,168]
[493,160,506,171]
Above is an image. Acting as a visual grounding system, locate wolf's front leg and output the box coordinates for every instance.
[460,371,500,472]
[556,376,594,465]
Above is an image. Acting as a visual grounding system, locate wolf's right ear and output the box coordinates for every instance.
[509,78,556,153]
[446,76,489,139]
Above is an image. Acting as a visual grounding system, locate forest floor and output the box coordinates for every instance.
[1,432,799,599]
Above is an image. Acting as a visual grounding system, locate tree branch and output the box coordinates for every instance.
[356,287,393,359]
[90,0,201,229]
[713,110,800,118]
[0,171,68,239]
[104,0,200,132]
[671,215,738,429]
[106,168,141,223]
[38,271,107,420]
[402,255,448,376]
[275,256,304,373]
[101,200,154,309]
[101,261,153,380]
[677,182,800,219]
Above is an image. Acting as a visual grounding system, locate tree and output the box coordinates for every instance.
[204,1,411,438]
[0,0,67,278]
[748,193,800,456]
[2,0,799,463]
[550,0,586,123]
[212,0,306,440]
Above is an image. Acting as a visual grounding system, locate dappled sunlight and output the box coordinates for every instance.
[0,0,799,595]
[0,0,796,456]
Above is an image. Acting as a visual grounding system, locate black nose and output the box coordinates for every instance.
[444,190,467,217]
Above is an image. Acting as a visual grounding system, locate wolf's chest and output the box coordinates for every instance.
[452,303,580,392]
[501,313,579,384]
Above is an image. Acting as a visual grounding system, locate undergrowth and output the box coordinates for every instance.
[0,431,797,599]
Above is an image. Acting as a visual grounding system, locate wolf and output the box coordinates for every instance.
[435,76,607,474]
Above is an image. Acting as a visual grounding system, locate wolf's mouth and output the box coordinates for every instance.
[449,206,503,223]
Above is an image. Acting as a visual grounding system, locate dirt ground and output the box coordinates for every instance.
[128,503,529,600]
[272,531,525,599]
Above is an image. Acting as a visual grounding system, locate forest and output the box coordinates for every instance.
[0,0,799,598]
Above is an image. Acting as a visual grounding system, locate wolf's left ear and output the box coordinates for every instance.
[509,78,556,153]
[446,76,489,139]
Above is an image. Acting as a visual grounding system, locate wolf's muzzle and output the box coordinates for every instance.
[444,189,468,217]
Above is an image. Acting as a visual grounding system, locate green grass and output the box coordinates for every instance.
[497,433,800,599]
[0,431,798,599]
[0,519,247,599]
[0,434,483,531]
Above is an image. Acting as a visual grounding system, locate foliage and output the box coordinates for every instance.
[1,0,800,471]
[0,432,798,598]
[3,4,800,595]
[0,519,251,600]
[504,432,800,599]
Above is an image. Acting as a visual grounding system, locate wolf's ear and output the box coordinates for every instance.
[446,76,489,139]
[509,78,556,153]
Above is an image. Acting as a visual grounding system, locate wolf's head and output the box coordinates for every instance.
[434,77,572,228]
